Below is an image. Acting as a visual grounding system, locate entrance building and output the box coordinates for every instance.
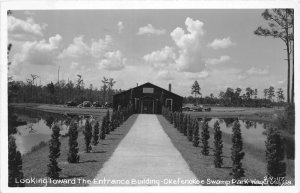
[113,82,183,114]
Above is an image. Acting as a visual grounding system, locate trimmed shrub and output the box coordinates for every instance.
[183,115,188,136]
[68,121,80,163]
[8,135,24,187]
[230,120,245,180]
[46,125,62,179]
[201,119,210,155]
[100,117,106,140]
[213,121,223,168]
[83,119,92,153]
[105,110,110,134]
[187,116,193,141]
[179,113,184,133]
[193,120,200,147]
[265,127,286,185]
[92,121,100,146]
[170,112,173,124]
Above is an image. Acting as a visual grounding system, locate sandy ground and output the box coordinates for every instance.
[90,114,198,186]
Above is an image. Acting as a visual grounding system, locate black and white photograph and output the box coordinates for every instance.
[0,0,299,192]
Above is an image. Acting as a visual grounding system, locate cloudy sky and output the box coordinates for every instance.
[8,9,287,97]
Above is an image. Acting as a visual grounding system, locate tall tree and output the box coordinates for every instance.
[263,88,269,99]
[254,9,294,103]
[191,80,201,101]
[276,88,285,103]
[268,86,275,101]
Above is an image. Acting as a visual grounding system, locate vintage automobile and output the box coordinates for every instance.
[65,101,77,107]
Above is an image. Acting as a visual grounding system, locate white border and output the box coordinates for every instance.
[1,0,299,193]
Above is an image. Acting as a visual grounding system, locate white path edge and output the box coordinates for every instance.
[90,114,198,186]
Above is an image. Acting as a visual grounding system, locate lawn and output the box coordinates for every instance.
[21,114,137,187]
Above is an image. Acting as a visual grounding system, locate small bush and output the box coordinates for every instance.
[230,120,245,180]
[183,115,188,136]
[201,119,210,155]
[68,121,80,163]
[92,121,100,146]
[265,127,286,185]
[213,121,223,168]
[8,135,24,187]
[193,120,199,147]
[83,119,92,153]
[100,117,106,140]
[46,125,62,179]
[187,116,193,141]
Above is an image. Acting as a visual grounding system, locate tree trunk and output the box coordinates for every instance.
[286,41,291,104]
[291,40,294,104]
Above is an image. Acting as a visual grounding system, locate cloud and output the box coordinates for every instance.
[59,36,90,58]
[137,24,166,35]
[13,34,62,66]
[91,35,113,58]
[8,16,47,40]
[170,17,205,72]
[206,55,231,65]
[207,37,235,49]
[184,70,209,80]
[117,21,124,33]
[98,50,127,71]
[246,67,269,75]
[143,46,176,69]
[156,70,174,80]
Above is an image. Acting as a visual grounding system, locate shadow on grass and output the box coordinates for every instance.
[92,150,107,153]
[78,160,98,163]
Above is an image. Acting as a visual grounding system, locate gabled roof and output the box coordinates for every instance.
[114,82,182,98]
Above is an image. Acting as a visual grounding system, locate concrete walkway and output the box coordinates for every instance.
[90,114,198,186]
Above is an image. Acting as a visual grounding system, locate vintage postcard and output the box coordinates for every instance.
[0,0,299,193]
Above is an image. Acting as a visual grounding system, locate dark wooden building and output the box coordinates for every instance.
[113,82,183,114]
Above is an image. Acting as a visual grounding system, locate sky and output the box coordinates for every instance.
[8,9,288,97]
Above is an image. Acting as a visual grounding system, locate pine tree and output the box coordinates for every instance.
[92,121,100,146]
[265,127,286,185]
[187,116,193,141]
[100,116,106,140]
[47,125,62,179]
[193,120,200,147]
[230,120,245,180]
[213,121,223,168]
[8,135,24,187]
[201,119,210,155]
[83,119,92,153]
[67,121,80,163]
[183,115,188,136]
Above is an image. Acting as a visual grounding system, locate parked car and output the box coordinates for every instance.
[182,104,203,112]
[82,101,92,107]
[66,101,77,107]
[93,101,101,107]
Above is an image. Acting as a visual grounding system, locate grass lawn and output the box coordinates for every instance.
[22,114,138,187]
[157,115,294,186]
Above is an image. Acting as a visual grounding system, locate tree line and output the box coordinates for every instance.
[189,80,285,107]
[8,75,122,105]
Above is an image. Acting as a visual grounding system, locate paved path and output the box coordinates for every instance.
[90,114,198,186]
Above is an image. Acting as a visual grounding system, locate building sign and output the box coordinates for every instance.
[143,87,154,93]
